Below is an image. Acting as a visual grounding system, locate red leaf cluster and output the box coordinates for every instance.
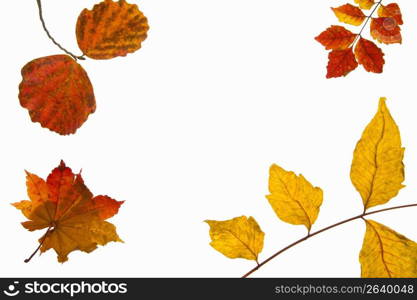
[315,1,403,78]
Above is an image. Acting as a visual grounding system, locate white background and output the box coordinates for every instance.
[1,0,417,277]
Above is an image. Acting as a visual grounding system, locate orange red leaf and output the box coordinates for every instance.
[370,17,402,44]
[13,161,124,263]
[332,4,366,26]
[76,0,149,59]
[378,3,403,25]
[326,48,358,78]
[18,55,96,135]
[315,26,356,50]
[354,38,385,73]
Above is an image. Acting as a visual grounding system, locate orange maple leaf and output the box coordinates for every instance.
[76,0,149,59]
[370,17,402,44]
[354,37,385,73]
[13,161,124,263]
[315,25,357,50]
[378,3,403,25]
[18,55,96,135]
[326,47,358,79]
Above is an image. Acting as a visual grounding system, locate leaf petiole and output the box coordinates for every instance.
[36,0,85,61]
[24,226,52,263]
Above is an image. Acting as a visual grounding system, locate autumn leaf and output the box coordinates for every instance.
[370,17,402,44]
[266,164,323,232]
[317,1,403,78]
[315,26,356,50]
[18,55,95,135]
[354,37,385,73]
[205,216,264,261]
[350,98,404,211]
[76,0,149,59]
[332,4,366,26]
[360,219,417,277]
[378,3,403,25]
[326,47,358,79]
[354,0,375,10]
[13,161,124,263]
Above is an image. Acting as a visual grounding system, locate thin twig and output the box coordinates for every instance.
[352,0,383,46]
[36,0,85,60]
[242,203,417,278]
[24,226,52,263]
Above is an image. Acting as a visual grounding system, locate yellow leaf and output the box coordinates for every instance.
[350,98,405,210]
[354,0,375,10]
[360,219,417,277]
[205,216,264,261]
[266,164,323,231]
[332,4,366,26]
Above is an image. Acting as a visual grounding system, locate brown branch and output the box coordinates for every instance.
[36,0,85,60]
[242,203,417,278]
[24,226,52,263]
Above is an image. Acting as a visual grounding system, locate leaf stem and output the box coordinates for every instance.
[242,203,417,278]
[36,0,85,61]
[352,0,383,46]
[24,226,52,263]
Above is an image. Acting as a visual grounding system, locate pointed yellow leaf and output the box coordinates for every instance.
[354,0,375,10]
[266,164,323,231]
[360,219,417,277]
[205,216,264,261]
[350,98,405,210]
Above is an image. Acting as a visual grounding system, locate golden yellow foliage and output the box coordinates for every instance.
[360,219,417,277]
[350,98,405,210]
[206,98,417,278]
[266,164,323,231]
[354,0,375,10]
[205,216,264,261]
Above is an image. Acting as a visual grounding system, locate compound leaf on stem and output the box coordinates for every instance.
[266,164,323,232]
[360,219,417,277]
[316,2,404,78]
[350,98,405,211]
[205,216,264,261]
